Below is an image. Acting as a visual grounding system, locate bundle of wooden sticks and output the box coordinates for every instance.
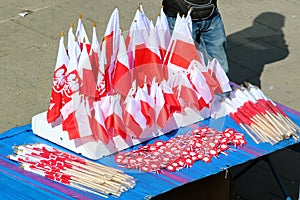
[224,83,300,144]
[7,143,135,198]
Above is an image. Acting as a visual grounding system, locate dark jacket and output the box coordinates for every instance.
[162,0,217,20]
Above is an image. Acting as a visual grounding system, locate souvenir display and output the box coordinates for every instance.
[8,143,135,198]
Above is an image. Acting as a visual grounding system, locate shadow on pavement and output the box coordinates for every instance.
[226,12,289,88]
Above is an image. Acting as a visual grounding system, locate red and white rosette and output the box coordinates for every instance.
[115,127,246,172]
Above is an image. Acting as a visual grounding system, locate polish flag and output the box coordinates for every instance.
[67,23,75,57]
[75,14,90,52]
[150,78,159,98]
[100,8,120,94]
[197,61,219,96]
[188,63,213,105]
[103,95,127,139]
[134,22,164,85]
[155,6,171,60]
[160,81,181,114]
[123,96,147,138]
[112,33,131,96]
[47,33,69,123]
[78,41,97,97]
[91,101,109,144]
[89,22,101,85]
[208,58,231,94]
[155,85,170,128]
[125,8,148,70]
[60,39,82,140]
[138,3,151,31]
[135,86,155,127]
[164,13,200,75]
[173,74,200,111]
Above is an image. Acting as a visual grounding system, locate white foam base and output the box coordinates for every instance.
[31,106,210,160]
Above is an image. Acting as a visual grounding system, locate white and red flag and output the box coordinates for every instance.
[155,85,170,128]
[138,3,151,31]
[207,58,231,94]
[47,33,69,124]
[123,95,147,138]
[160,81,181,114]
[67,23,75,57]
[89,22,101,85]
[155,6,171,60]
[125,7,149,67]
[60,39,84,140]
[75,14,90,52]
[78,40,97,97]
[91,101,109,144]
[172,74,200,111]
[103,95,127,139]
[188,63,213,108]
[99,8,120,94]
[112,33,132,97]
[135,85,155,127]
[133,21,164,85]
[163,13,200,83]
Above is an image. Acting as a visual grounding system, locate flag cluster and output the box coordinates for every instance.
[46,5,231,146]
[115,127,245,173]
[8,143,135,197]
[224,83,300,144]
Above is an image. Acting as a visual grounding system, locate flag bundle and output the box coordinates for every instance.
[224,83,300,144]
[8,143,135,198]
[45,5,231,151]
[115,127,246,173]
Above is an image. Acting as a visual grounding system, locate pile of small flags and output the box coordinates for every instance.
[115,127,246,173]
[224,83,300,144]
[8,143,135,198]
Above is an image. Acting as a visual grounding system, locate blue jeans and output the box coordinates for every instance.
[167,9,229,73]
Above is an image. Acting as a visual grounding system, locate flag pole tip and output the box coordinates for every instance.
[93,21,96,27]
[79,13,83,19]
[70,22,74,28]
[60,31,64,37]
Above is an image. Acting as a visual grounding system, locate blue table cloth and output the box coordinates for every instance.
[1,105,300,200]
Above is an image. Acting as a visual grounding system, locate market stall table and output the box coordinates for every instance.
[0,105,299,200]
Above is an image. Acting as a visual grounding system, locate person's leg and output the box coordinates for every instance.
[166,17,176,34]
[200,9,229,73]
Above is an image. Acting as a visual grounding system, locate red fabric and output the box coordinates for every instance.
[163,93,181,114]
[123,111,143,138]
[62,111,80,140]
[156,103,170,128]
[112,60,131,96]
[102,31,114,93]
[47,64,67,123]
[169,40,199,70]
[140,100,155,126]
[134,43,164,86]
[105,113,127,139]
[81,68,97,97]
[88,109,109,144]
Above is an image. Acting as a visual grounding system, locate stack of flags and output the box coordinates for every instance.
[46,5,231,147]
[223,83,300,144]
[8,143,135,197]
